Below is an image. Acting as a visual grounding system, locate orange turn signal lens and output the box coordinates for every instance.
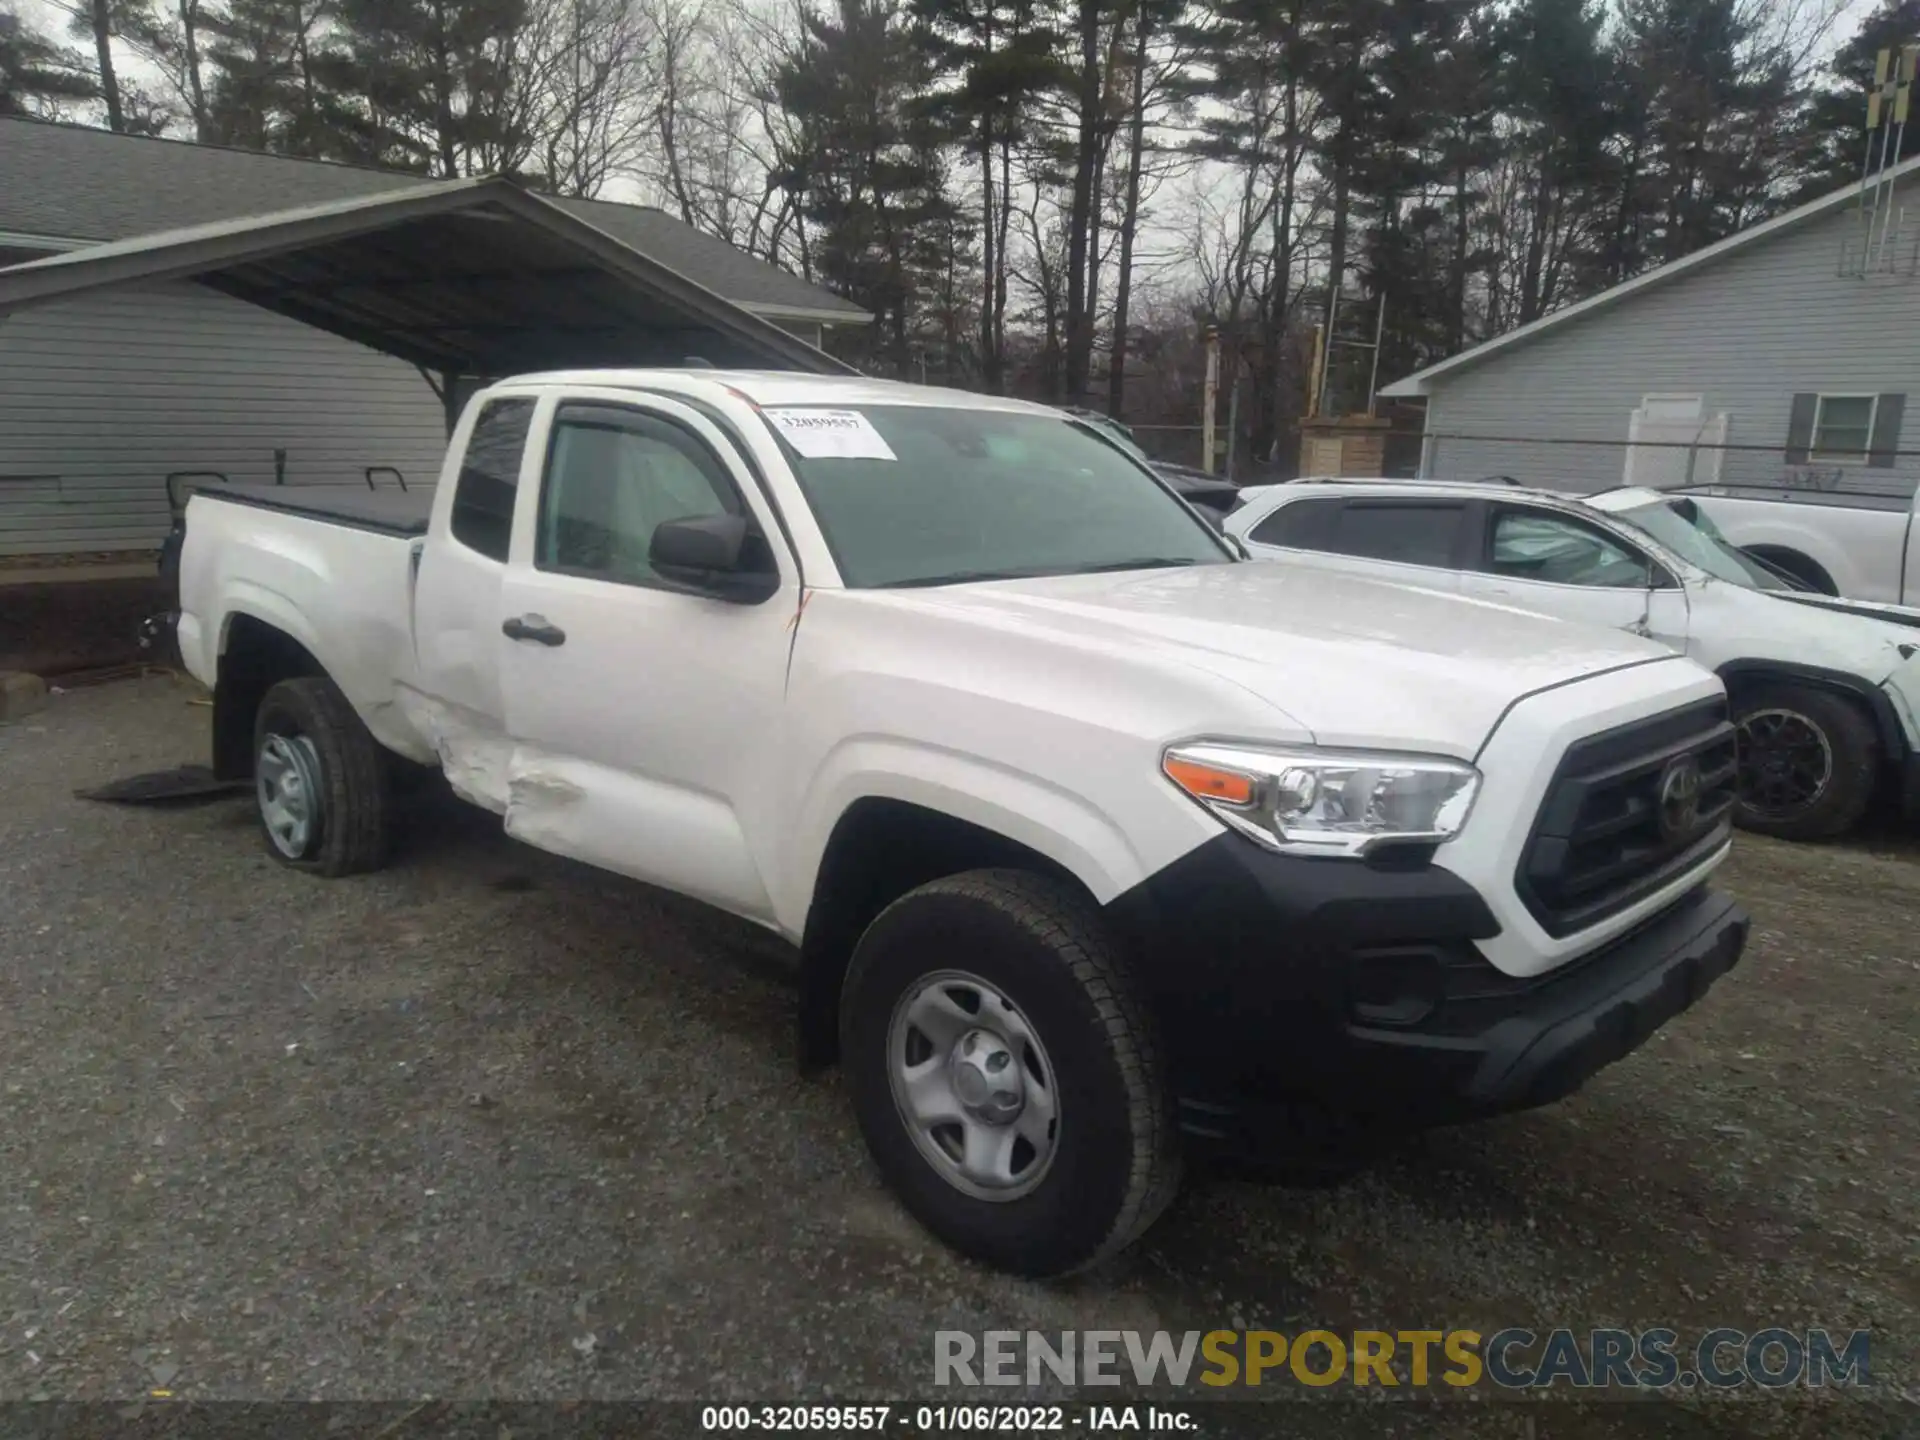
[1164,756,1256,807]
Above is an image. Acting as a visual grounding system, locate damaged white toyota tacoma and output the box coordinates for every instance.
[175,370,1751,1276]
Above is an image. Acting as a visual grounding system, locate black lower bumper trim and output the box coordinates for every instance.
[1106,835,1749,1159]
[1362,886,1747,1117]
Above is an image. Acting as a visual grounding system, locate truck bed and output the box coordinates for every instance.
[210,483,435,537]
[1677,483,1911,513]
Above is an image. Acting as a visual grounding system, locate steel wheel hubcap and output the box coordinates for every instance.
[1736,709,1832,816]
[887,969,1059,1201]
[257,732,323,859]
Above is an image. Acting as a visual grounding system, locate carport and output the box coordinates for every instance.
[0,175,856,431]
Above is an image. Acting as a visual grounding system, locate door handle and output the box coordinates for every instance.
[502,614,566,646]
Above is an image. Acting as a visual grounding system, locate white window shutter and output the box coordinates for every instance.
[1625,395,1723,489]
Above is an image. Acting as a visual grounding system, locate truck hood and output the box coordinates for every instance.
[864,561,1675,756]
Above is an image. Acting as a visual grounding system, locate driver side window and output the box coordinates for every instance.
[537,408,761,588]
[1489,508,1653,589]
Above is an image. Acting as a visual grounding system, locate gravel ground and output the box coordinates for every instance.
[0,676,1914,1439]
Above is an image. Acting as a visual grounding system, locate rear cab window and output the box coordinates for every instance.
[1249,496,1342,549]
[1323,500,1469,569]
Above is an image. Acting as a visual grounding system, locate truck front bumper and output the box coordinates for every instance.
[1105,837,1749,1158]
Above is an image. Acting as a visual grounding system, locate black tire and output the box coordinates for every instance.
[1732,685,1878,841]
[252,676,392,876]
[840,869,1180,1276]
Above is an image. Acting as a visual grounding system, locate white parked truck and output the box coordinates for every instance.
[175,370,1750,1275]
[1678,482,1920,603]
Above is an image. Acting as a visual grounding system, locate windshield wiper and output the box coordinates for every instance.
[874,557,1204,588]
[873,567,1053,589]
[1064,557,1205,575]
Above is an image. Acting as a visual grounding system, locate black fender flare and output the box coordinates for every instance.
[1715,660,1908,761]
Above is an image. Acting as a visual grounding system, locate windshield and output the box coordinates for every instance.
[765,405,1231,588]
[1615,500,1790,590]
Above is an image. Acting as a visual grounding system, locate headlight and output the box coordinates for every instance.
[1162,742,1480,857]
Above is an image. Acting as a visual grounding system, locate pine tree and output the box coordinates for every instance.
[202,0,349,155]
[1488,0,1613,324]
[321,0,537,177]
[909,0,1057,390]
[1601,0,1796,277]
[778,0,967,375]
[0,5,98,117]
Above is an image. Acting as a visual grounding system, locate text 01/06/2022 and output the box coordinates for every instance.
[699,1405,1196,1432]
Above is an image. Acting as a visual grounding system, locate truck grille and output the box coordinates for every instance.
[1517,699,1737,938]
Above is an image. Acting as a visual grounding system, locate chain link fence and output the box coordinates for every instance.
[1415,430,1920,500]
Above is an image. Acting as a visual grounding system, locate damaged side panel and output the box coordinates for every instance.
[396,689,514,813]
[501,750,778,925]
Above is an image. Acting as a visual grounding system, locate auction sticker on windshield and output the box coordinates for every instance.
[764,408,898,461]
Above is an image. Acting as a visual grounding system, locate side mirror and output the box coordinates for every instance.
[650,514,778,602]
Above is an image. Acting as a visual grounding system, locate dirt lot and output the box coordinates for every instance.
[0,676,1914,1438]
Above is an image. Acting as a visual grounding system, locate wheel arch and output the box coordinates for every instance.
[796,797,1091,1072]
[1716,659,1905,760]
[212,610,326,779]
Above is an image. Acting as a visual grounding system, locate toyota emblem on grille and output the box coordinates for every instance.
[1657,754,1704,838]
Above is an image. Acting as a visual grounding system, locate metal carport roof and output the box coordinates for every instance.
[0,176,857,384]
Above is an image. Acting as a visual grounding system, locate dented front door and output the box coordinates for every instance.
[493,392,799,924]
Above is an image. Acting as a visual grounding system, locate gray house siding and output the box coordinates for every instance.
[0,281,446,556]
[1417,177,1920,501]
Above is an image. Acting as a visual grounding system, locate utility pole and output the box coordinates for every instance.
[1305,324,1326,419]
[1225,377,1241,478]
[1201,324,1220,473]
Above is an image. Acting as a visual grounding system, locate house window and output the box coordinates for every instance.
[1810,395,1878,461]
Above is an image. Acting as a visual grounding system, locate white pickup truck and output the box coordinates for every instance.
[175,369,1750,1276]
[1680,483,1920,603]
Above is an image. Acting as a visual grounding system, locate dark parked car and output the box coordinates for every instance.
[1064,408,1241,519]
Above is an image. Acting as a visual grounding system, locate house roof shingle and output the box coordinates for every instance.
[0,116,865,321]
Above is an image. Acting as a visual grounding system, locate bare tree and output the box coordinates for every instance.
[532,0,660,195]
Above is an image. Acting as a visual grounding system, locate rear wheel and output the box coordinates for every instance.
[253,676,392,875]
[1732,685,1877,841]
[841,869,1180,1276]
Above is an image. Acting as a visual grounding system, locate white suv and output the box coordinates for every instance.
[1228,478,1920,840]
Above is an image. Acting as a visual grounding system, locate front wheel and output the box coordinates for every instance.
[1732,686,1878,841]
[253,676,392,875]
[841,870,1180,1276]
